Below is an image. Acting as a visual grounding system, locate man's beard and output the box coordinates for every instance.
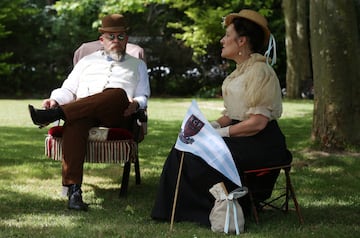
[108,51,124,61]
[106,48,125,62]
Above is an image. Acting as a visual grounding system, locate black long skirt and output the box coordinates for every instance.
[151,120,292,227]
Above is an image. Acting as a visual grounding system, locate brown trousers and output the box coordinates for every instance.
[60,88,130,185]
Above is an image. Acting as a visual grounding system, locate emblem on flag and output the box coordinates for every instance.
[179,114,205,144]
[170,100,244,231]
[175,100,242,187]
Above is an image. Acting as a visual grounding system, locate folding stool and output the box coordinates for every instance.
[244,164,304,224]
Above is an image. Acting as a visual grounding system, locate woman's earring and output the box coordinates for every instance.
[238,51,242,56]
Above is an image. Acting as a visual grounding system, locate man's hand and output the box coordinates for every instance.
[124,99,139,117]
[42,99,59,109]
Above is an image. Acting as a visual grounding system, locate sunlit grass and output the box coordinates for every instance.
[0,98,359,238]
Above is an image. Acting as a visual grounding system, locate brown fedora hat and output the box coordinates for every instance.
[224,9,270,46]
[98,14,129,33]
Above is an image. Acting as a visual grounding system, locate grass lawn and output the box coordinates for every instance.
[0,98,359,238]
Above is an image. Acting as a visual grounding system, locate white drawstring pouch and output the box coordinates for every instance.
[209,183,248,235]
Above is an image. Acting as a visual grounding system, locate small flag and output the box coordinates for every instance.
[174,100,242,187]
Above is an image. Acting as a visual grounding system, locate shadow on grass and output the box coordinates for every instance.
[0,127,48,163]
[1,113,359,237]
[1,188,66,215]
[278,116,313,151]
[0,114,310,179]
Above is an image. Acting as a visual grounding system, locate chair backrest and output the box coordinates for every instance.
[73,40,146,65]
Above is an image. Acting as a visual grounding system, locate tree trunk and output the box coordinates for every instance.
[283,0,312,99]
[310,0,360,150]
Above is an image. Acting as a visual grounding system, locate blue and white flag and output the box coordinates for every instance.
[174,100,242,187]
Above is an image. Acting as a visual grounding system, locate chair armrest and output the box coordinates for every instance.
[130,109,148,143]
[135,109,148,123]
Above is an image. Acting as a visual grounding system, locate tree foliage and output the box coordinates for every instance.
[0,0,358,150]
[164,0,286,95]
[0,0,286,98]
[166,0,284,60]
[0,0,36,77]
[0,0,272,99]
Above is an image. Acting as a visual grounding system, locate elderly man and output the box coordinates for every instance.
[29,14,150,211]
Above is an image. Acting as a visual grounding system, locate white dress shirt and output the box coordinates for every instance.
[50,51,150,109]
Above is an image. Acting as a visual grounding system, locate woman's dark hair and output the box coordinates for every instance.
[232,17,265,53]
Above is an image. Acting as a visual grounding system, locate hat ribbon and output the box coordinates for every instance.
[264,34,277,66]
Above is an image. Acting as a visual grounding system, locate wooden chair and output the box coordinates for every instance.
[243,164,304,224]
[45,109,147,196]
[44,41,148,197]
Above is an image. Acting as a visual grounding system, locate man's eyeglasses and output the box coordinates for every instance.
[104,33,126,41]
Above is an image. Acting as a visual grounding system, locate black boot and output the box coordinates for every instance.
[67,184,88,211]
[28,104,65,128]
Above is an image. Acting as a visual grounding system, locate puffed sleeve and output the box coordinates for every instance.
[243,62,282,119]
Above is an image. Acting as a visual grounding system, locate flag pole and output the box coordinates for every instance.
[170,151,185,231]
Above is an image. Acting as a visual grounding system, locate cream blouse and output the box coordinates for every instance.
[221,53,283,121]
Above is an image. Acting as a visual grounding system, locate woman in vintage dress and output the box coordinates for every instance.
[151,9,292,226]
